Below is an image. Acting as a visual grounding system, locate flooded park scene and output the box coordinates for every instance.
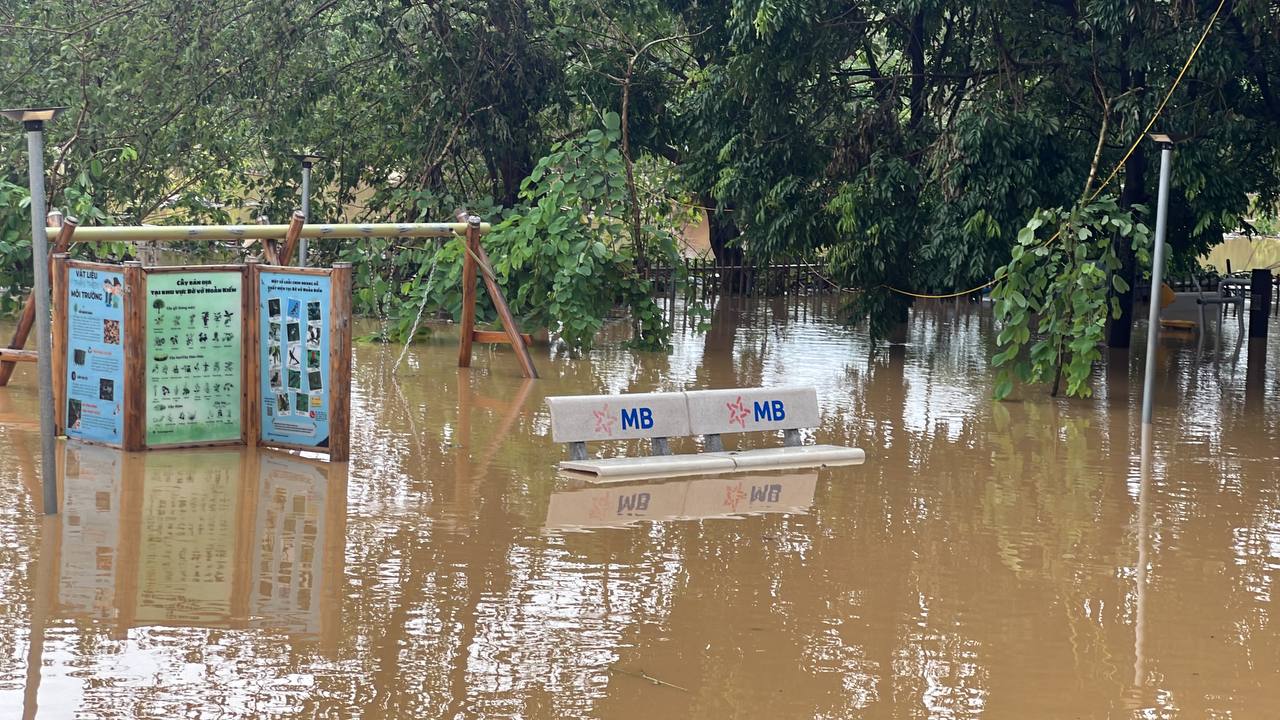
[3,0,1280,718]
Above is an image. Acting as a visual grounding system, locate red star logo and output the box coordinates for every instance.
[593,404,616,435]
[726,395,750,428]
[723,482,746,511]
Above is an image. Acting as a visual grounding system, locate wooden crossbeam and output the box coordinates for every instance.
[473,330,534,345]
[0,215,78,386]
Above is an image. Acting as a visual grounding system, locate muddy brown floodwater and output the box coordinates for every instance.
[0,295,1278,719]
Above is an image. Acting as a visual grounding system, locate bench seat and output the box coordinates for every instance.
[559,444,865,481]
[548,386,866,482]
[709,444,866,470]
[560,453,736,479]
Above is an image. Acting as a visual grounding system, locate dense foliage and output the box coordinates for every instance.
[991,197,1152,399]
[3,0,1279,359]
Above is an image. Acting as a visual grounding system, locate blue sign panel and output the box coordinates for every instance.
[258,271,331,449]
[65,265,126,443]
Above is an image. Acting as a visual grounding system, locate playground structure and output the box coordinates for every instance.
[1,211,538,385]
[0,211,540,466]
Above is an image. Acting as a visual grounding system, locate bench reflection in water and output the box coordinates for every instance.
[544,471,819,531]
[53,442,346,641]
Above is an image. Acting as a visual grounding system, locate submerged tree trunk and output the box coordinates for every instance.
[702,198,749,293]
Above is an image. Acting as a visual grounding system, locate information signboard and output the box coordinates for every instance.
[257,270,333,450]
[64,263,126,444]
[145,271,244,446]
[54,259,349,460]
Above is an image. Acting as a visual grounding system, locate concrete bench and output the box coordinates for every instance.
[546,386,865,480]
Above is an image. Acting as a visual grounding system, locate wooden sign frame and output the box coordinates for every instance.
[140,263,253,450]
[248,262,352,461]
[51,258,351,461]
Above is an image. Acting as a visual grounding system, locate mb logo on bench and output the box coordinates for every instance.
[594,403,655,435]
[753,400,786,422]
[727,395,786,427]
[620,406,654,430]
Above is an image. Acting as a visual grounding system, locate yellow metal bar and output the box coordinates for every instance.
[46,222,489,242]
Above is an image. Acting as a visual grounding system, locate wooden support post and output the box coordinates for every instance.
[456,223,478,369]
[454,213,539,378]
[277,211,306,266]
[0,215,77,386]
[472,240,538,379]
[50,255,67,436]
[329,263,353,462]
[1249,268,1272,339]
[122,261,146,450]
[243,260,260,448]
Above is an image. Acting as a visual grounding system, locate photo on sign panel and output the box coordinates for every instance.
[268,298,281,319]
[68,399,82,429]
[294,392,309,413]
[99,378,114,401]
[268,322,280,343]
[287,343,301,370]
[288,369,301,390]
[276,393,290,416]
[287,299,301,319]
[306,349,321,369]
[287,322,301,343]
[306,324,321,349]
[307,300,321,322]
[103,319,120,345]
[308,370,322,390]
[268,344,281,368]
[269,368,283,390]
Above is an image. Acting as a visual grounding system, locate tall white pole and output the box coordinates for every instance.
[299,160,312,267]
[1140,142,1173,427]
[24,120,58,514]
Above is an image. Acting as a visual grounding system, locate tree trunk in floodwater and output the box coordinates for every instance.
[1108,54,1146,348]
[703,198,748,294]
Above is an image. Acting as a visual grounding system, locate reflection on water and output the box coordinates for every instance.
[54,444,346,637]
[546,472,818,531]
[0,294,1278,718]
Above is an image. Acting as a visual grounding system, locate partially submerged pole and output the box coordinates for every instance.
[1,107,66,514]
[293,153,323,267]
[1249,268,1271,339]
[1140,135,1175,428]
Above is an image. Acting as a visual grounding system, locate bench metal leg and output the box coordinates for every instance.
[650,437,671,456]
[704,433,724,452]
[784,428,802,447]
[568,441,588,461]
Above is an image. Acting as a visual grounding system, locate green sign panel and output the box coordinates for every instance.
[145,272,243,445]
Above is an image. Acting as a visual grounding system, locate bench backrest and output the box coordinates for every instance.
[546,392,690,443]
[685,386,818,435]
[545,386,819,443]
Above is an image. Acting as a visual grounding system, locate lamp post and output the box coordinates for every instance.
[1,107,67,515]
[1140,133,1176,428]
[292,153,324,267]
